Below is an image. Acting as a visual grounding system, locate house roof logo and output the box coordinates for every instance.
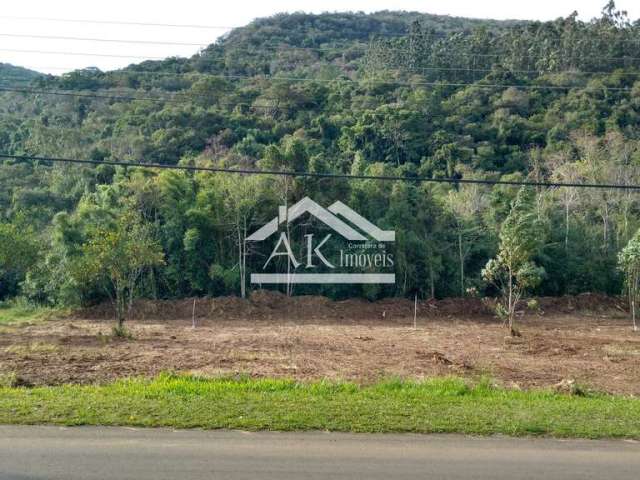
[247,197,395,242]
[247,197,395,284]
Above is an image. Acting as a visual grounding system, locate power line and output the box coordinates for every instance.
[0,35,450,53]
[0,38,373,63]
[0,83,447,120]
[0,86,303,111]
[0,80,617,126]
[0,85,196,104]
[243,40,640,59]
[25,63,640,83]
[3,13,640,54]
[2,153,640,191]
[372,49,640,63]
[0,48,170,61]
[201,38,640,62]
[3,66,634,99]
[245,41,640,67]
[5,42,640,65]
[3,14,640,47]
[0,15,422,39]
[0,15,235,30]
[0,15,431,40]
[407,65,640,77]
[0,33,210,47]
[14,59,639,79]
[0,80,630,119]
[1,72,633,96]
[0,34,370,51]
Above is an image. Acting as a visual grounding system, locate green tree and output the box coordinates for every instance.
[73,212,164,330]
[482,188,545,335]
[200,172,270,298]
[444,176,489,297]
[618,229,640,332]
[0,222,39,299]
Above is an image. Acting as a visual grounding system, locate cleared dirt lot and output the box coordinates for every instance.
[1,291,640,394]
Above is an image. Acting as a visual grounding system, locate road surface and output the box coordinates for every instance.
[0,426,639,479]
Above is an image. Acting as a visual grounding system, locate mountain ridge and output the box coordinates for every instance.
[0,5,639,303]
[0,62,42,86]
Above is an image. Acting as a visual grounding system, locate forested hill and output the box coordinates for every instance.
[0,63,41,87]
[1,3,640,307]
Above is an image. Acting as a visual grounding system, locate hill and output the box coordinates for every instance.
[0,4,639,308]
[0,63,41,87]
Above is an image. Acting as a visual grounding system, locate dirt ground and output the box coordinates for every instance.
[1,291,640,394]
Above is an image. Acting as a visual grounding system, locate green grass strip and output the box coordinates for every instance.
[0,304,64,326]
[1,374,639,438]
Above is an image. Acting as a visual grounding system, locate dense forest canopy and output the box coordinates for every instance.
[1,2,640,307]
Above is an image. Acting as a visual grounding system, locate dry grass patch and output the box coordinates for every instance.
[5,342,60,356]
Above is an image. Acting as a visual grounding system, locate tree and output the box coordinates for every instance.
[382,181,448,299]
[258,138,309,296]
[482,188,545,335]
[445,175,488,297]
[549,161,580,252]
[212,173,267,298]
[3,8,640,307]
[618,230,640,332]
[73,212,164,330]
[0,222,39,299]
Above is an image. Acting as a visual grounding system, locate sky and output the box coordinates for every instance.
[0,0,638,74]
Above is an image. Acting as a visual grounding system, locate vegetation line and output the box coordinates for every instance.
[2,6,640,315]
[2,62,635,90]
[3,153,640,190]
[1,375,639,438]
[0,86,291,109]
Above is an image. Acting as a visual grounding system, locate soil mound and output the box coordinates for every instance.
[75,290,624,323]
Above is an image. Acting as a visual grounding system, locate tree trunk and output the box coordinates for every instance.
[565,201,570,252]
[128,276,135,317]
[507,268,514,332]
[284,190,293,297]
[633,277,638,332]
[150,268,158,300]
[429,263,435,300]
[242,220,247,298]
[602,205,609,250]
[116,287,125,329]
[458,230,464,297]
[402,268,407,293]
[237,222,246,299]
[623,199,630,243]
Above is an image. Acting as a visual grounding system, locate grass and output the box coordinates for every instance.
[1,374,639,438]
[0,301,64,327]
[0,372,19,388]
[4,342,60,355]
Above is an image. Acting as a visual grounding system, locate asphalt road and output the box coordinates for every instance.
[1,426,639,480]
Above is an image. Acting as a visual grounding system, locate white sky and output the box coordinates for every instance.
[0,0,638,74]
